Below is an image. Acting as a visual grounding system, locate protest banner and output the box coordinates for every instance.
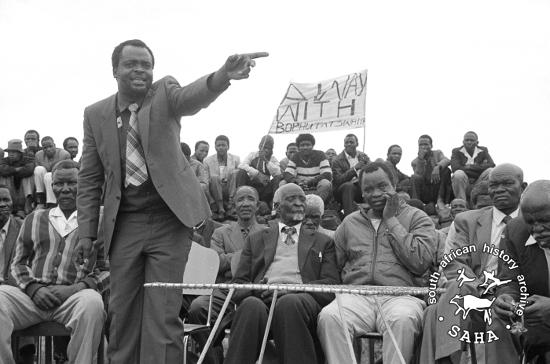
[269,70,367,135]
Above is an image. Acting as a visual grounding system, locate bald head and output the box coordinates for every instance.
[488,163,525,215]
[520,180,550,248]
[521,180,550,213]
[490,163,524,183]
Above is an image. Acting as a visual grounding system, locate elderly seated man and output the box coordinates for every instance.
[451,131,495,203]
[303,194,335,239]
[236,135,282,207]
[492,180,550,363]
[225,183,340,364]
[318,161,436,364]
[33,136,71,209]
[0,160,108,364]
[284,133,332,203]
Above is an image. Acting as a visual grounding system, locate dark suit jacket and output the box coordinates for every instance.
[331,150,370,190]
[232,221,340,306]
[1,217,22,286]
[497,217,549,299]
[77,75,225,253]
[450,145,495,180]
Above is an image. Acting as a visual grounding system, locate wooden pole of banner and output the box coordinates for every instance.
[362,70,367,153]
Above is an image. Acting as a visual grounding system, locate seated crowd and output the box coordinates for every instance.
[1,128,549,364]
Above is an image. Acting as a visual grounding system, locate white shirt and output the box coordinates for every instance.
[525,235,550,294]
[0,217,10,280]
[459,146,483,166]
[345,152,360,183]
[486,207,519,273]
[49,207,78,237]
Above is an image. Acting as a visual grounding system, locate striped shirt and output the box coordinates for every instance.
[285,150,332,183]
[11,208,109,298]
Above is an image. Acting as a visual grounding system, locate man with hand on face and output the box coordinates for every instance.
[332,133,370,217]
[0,160,108,364]
[225,183,340,364]
[493,180,550,363]
[411,134,452,210]
[318,161,436,364]
[76,38,267,364]
[0,140,35,217]
[23,130,41,157]
[284,133,333,203]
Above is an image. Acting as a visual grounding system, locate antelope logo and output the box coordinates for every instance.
[449,294,496,324]
[449,269,513,325]
[479,270,512,295]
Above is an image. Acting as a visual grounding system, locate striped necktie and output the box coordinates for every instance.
[281,226,297,245]
[125,103,148,187]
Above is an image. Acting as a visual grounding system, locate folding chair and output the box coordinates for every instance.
[11,321,104,364]
[182,242,220,364]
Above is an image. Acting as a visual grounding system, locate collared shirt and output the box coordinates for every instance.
[459,146,482,165]
[278,222,301,245]
[486,207,519,273]
[11,209,109,293]
[49,207,78,237]
[525,235,550,294]
[0,217,10,281]
[345,152,359,169]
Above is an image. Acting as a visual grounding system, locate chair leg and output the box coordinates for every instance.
[45,336,52,364]
[369,339,375,364]
[183,335,189,364]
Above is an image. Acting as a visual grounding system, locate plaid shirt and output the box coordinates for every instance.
[11,208,109,298]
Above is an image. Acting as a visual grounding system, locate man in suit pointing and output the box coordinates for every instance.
[76,39,267,364]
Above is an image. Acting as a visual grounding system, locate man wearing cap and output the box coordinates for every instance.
[0,140,35,217]
[225,183,340,364]
[76,38,268,364]
[236,135,282,207]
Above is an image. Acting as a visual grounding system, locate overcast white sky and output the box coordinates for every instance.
[1,0,549,181]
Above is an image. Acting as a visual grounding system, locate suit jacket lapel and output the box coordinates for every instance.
[101,95,121,187]
[263,223,279,271]
[298,227,315,271]
[137,90,153,156]
[229,223,244,251]
[477,209,493,270]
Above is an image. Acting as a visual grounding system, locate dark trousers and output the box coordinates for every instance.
[107,210,192,364]
[334,181,362,217]
[225,293,323,364]
[411,167,452,205]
